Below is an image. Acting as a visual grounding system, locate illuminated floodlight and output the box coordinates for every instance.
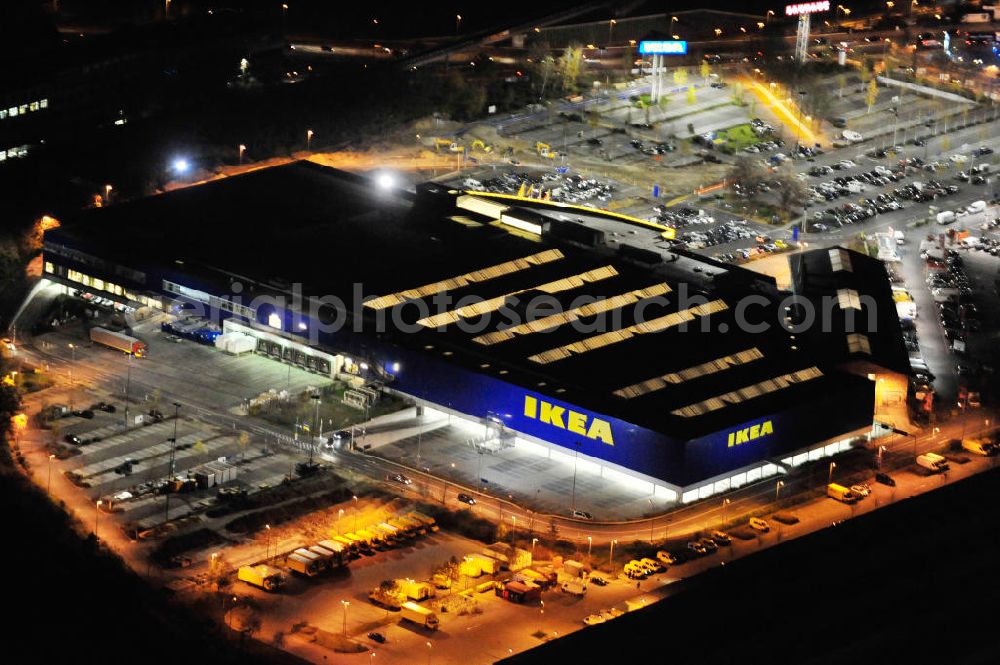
[375,172,396,190]
[172,158,190,174]
[785,1,830,15]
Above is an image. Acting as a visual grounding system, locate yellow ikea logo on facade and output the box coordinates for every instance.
[523,395,615,445]
[727,420,774,447]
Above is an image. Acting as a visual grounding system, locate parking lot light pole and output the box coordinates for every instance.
[310,391,321,464]
[123,351,133,429]
[341,600,350,635]
[587,536,592,559]
[426,641,432,665]
[609,539,617,570]
[48,453,55,493]
[353,495,359,531]
[776,480,784,501]
[95,499,103,540]
[532,537,538,556]
[265,524,271,560]
[338,508,344,534]
[828,462,836,484]
[164,401,182,523]
[722,498,730,528]
[67,343,75,411]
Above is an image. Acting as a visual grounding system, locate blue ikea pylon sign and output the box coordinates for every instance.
[639,40,688,55]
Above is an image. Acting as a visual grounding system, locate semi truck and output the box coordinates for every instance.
[399,602,440,630]
[238,565,284,591]
[917,452,950,473]
[408,511,439,532]
[90,327,147,357]
[388,517,417,538]
[286,549,323,576]
[316,540,349,567]
[827,483,861,503]
[962,438,997,456]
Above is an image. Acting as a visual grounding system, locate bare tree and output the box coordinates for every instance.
[728,155,769,198]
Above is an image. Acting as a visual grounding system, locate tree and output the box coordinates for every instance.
[731,82,745,106]
[673,67,688,86]
[559,46,584,92]
[536,55,557,99]
[728,155,769,198]
[700,60,711,81]
[774,168,810,220]
[686,86,696,105]
[865,78,879,114]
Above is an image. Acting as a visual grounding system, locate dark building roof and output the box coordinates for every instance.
[49,162,891,443]
[789,246,910,376]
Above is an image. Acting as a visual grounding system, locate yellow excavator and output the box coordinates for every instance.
[535,142,557,159]
[471,139,493,153]
[434,138,465,153]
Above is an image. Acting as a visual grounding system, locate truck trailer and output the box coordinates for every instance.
[238,565,284,591]
[399,602,440,630]
[90,327,146,357]
[917,452,950,473]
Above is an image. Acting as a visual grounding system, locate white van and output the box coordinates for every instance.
[967,200,986,214]
[936,210,956,224]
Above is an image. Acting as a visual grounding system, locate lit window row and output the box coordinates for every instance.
[680,434,860,504]
[47,262,160,309]
[0,98,48,120]
[0,145,30,162]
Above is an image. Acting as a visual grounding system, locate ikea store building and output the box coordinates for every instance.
[41,162,909,504]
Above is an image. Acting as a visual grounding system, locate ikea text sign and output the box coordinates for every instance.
[638,40,688,55]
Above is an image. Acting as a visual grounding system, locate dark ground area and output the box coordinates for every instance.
[0,445,304,665]
[502,467,1000,665]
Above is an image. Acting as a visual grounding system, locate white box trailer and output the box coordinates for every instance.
[457,194,508,220]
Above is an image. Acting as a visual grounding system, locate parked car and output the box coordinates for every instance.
[875,472,896,487]
[709,530,732,546]
[367,632,386,643]
[850,483,871,497]
[573,510,594,520]
[456,493,476,506]
[589,574,608,586]
[687,541,708,556]
[749,517,770,533]
[388,473,412,485]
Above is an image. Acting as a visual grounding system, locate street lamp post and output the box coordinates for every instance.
[238,144,246,164]
[776,480,784,501]
[353,495,359,531]
[426,641,432,665]
[306,129,314,150]
[828,461,836,484]
[608,19,616,45]
[164,401,182,523]
[95,499,103,540]
[531,537,538,556]
[265,523,272,560]
[511,515,516,544]
[877,445,887,469]
[722,498,731,528]
[609,539,617,570]
[669,15,678,35]
[341,600,350,635]
[587,536,592,559]
[455,14,461,34]
[310,391,320,464]
[67,343,75,411]
[104,184,112,205]
[48,453,55,493]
